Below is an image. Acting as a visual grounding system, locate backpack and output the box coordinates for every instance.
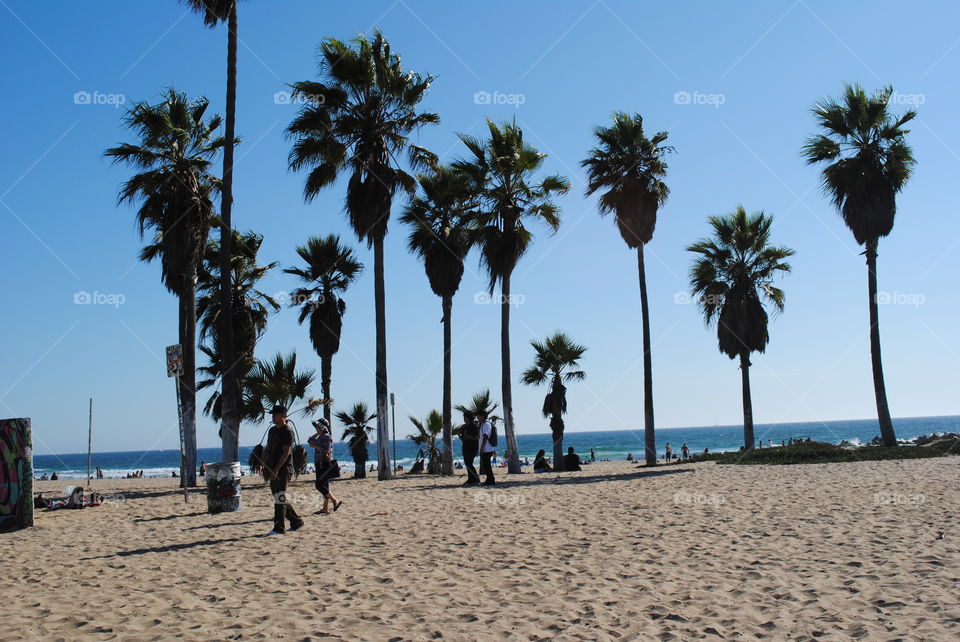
[489,422,498,447]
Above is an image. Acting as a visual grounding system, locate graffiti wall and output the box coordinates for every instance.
[0,418,33,531]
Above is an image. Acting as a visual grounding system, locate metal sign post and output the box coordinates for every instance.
[166,344,188,503]
[390,392,397,472]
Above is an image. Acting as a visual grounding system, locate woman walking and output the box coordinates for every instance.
[308,418,343,514]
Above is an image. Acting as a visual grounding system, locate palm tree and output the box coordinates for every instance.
[408,410,443,474]
[105,89,225,487]
[338,402,377,479]
[181,0,244,462]
[802,84,916,447]
[454,120,570,473]
[453,389,500,437]
[244,351,323,422]
[196,230,279,422]
[521,332,587,471]
[687,208,795,450]
[287,30,439,480]
[400,166,474,476]
[581,112,672,466]
[285,235,363,426]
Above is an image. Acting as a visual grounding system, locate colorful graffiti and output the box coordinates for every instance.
[0,418,33,531]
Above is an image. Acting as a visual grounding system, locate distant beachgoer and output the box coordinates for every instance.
[704,448,710,454]
[308,418,342,515]
[681,444,689,460]
[199,461,206,477]
[459,411,480,485]
[40,473,48,481]
[590,448,596,462]
[533,449,552,473]
[171,471,177,477]
[478,411,495,486]
[781,440,785,447]
[665,443,672,462]
[626,453,633,462]
[51,472,58,481]
[263,404,304,535]
[564,447,582,472]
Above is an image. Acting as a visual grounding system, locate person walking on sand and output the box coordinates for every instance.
[459,411,481,485]
[263,404,304,535]
[308,418,343,514]
[478,411,495,486]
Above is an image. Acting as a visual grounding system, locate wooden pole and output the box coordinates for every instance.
[87,398,93,486]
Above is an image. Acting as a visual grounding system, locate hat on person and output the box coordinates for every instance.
[312,418,330,431]
[271,404,287,415]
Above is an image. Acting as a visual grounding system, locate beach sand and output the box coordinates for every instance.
[8,458,960,640]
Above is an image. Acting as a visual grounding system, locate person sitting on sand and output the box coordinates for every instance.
[533,449,552,473]
[263,404,305,535]
[308,418,343,515]
[563,447,582,472]
[51,472,58,480]
[626,453,632,462]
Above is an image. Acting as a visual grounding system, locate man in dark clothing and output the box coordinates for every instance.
[263,404,304,535]
[459,412,481,485]
[563,446,582,472]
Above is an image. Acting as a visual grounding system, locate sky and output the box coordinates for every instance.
[1,0,958,456]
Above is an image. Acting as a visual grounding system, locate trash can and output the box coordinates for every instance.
[205,461,241,514]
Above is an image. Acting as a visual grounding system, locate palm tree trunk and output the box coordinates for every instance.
[180,283,198,488]
[501,273,521,474]
[321,354,332,425]
[373,236,392,480]
[740,351,755,450]
[637,245,656,465]
[866,240,897,446]
[218,2,240,464]
[441,295,454,475]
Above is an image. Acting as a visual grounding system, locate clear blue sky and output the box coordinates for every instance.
[2,1,958,456]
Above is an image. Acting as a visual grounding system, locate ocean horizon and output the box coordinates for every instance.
[33,414,960,480]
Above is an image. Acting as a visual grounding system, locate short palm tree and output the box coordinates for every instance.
[521,332,587,471]
[582,112,672,466]
[338,402,377,479]
[105,89,224,487]
[244,351,323,422]
[453,389,501,437]
[687,207,794,450]
[407,410,443,475]
[287,30,439,480]
[802,84,916,447]
[196,231,279,422]
[182,0,244,461]
[285,235,363,426]
[454,119,570,473]
[400,166,474,476]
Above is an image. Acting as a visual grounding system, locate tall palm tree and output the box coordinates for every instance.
[582,112,672,466]
[408,410,443,474]
[454,120,570,474]
[338,402,376,479]
[105,89,225,487]
[286,30,439,480]
[802,84,916,447]
[521,332,587,471]
[196,230,279,422]
[181,0,244,463]
[285,235,363,426]
[244,351,323,422]
[400,166,474,476]
[687,208,795,450]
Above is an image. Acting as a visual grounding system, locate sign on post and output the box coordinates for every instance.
[166,344,184,378]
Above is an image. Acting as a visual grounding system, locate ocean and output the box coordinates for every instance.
[33,415,960,480]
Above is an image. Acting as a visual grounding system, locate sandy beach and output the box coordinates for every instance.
[7,459,959,640]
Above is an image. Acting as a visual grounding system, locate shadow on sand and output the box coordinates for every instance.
[80,535,260,560]
[393,465,694,492]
